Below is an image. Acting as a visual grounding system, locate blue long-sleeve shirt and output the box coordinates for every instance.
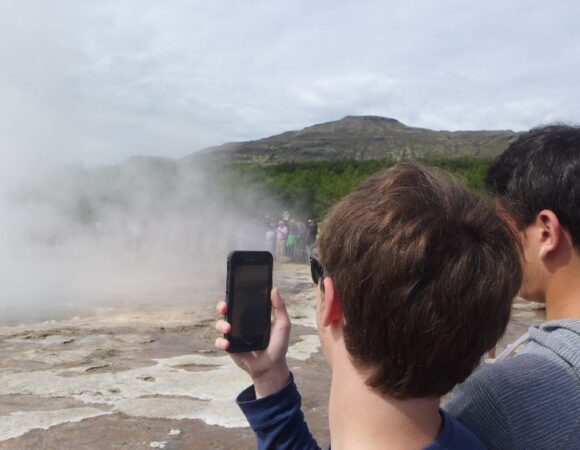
[237,374,320,449]
[237,375,485,450]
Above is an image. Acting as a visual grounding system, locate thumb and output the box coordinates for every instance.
[271,287,290,325]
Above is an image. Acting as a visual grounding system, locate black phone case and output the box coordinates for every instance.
[225,251,273,353]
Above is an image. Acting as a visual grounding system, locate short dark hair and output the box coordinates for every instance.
[318,163,521,399]
[485,125,580,246]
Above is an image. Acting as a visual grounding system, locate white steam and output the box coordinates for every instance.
[0,158,268,324]
[0,3,276,324]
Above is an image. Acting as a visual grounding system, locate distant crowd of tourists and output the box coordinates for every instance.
[264,214,318,262]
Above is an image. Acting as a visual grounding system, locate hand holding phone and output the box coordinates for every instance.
[215,286,292,398]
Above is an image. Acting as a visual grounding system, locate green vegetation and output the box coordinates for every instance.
[218,157,493,220]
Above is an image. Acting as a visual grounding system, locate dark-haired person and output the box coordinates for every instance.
[305,218,318,256]
[445,125,580,449]
[215,163,522,449]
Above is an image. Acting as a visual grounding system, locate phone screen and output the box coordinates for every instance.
[230,264,270,342]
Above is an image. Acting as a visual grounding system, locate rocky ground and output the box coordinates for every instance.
[0,264,544,449]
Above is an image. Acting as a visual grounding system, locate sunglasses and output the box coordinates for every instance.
[309,255,328,286]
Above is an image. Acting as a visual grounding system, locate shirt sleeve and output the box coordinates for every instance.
[443,369,513,450]
[236,373,322,450]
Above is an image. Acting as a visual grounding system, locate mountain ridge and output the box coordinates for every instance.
[183,115,520,165]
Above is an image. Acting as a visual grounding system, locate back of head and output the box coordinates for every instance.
[485,125,580,246]
[318,163,521,399]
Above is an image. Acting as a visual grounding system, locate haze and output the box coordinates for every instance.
[1,0,579,322]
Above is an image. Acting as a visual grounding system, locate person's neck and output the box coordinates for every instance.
[328,351,441,450]
[545,249,580,321]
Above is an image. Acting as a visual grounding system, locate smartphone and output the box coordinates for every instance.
[225,250,273,353]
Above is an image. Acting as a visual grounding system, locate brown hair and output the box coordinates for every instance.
[318,163,522,399]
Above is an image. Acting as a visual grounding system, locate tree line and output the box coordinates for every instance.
[216,157,493,221]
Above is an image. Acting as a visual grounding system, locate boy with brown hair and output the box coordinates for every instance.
[216,163,521,449]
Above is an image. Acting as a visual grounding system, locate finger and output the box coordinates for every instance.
[215,319,231,334]
[271,287,290,325]
[216,301,227,316]
[215,337,230,351]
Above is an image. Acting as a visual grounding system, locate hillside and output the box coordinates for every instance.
[55,116,518,222]
[186,115,520,165]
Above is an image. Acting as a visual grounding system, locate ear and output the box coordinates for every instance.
[536,210,562,260]
[321,277,344,327]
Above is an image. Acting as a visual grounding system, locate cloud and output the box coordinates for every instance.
[1,0,580,166]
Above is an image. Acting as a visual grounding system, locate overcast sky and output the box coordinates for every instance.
[0,0,579,166]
